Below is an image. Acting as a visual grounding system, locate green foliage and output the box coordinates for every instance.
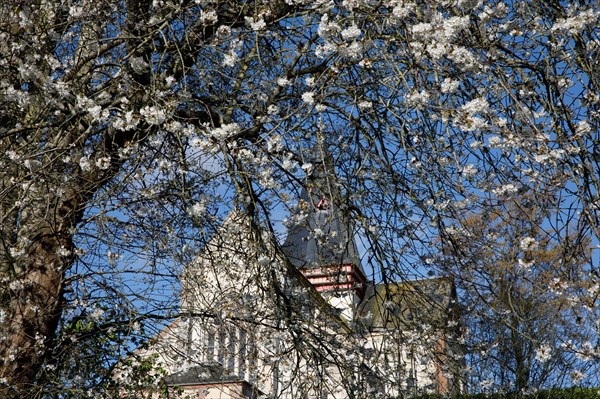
[412,387,600,399]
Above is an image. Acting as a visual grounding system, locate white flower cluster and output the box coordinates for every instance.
[188,201,207,218]
[358,100,372,110]
[462,97,490,115]
[222,38,242,67]
[552,8,599,35]
[245,16,267,31]
[266,134,283,152]
[113,110,139,131]
[277,77,290,87]
[129,56,149,74]
[519,236,539,251]
[440,78,460,94]
[199,10,218,25]
[570,370,586,384]
[140,105,167,125]
[411,14,471,61]
[517,258,534,272]
[341,24,361,41]
[301,91,315,105]
[576,120,592,135]
[317,14,339,39]
[89,307,105,322]
[2,85,30,109]
[404,90,430,109]
[533,148,565,165]
[208,123,241,140]
[491,183,519,197]
[79,156,92,172]
[96,156,111,170]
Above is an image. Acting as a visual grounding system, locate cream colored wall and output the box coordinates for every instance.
[127,211,455,399]
[322,291,361,321]
[364,331,441,397]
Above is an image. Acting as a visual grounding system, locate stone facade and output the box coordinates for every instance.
[131,176,464,399]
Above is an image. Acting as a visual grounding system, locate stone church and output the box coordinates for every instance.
[130,168,464,399]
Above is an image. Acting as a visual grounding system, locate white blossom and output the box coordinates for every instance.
[315,41,336,58]
[89,307,105,321]
[277,77,290,87]
[341,24,361,41]
[492,183,519,196]
[405,90,430,109]
[79,157,92,172]
[222,51,239,67]
[245,16,267,31]
[411,22,433,40]
[95,156,111,170]
[267,135,283,152]
[461,164,478,176]
[315,103,327,112]
[517,258,534,272]
[3,86,30,108]
[442,16,470,39]
[440,78,460,93]
[457,116,488,132]
[449,46,477,70]
[302,91,315,105]
[392,4,411,19]
[129,56,149,74]
[487,136,502,147]
[462,97,489,115]
[165,76,176,87]
[520,237,539,251]
[113,110,138,131]
[140,105,167,125]
[340,41,364,59]
[570,370,586,384]
[216,25,231,37]
[56,246,71,257]
[576,120,592,135]
[358,100,372,110]
[23,159,42,171]
[209,123,241,140]
[317,14,339,39]
[188,201,207,218]
[9,246,26,258]
[88,105,103,120]
[199,10,218,24]
[553,9,599,34]
[281,157,296,172]
[301,163,313,175]
[69,6,84,18]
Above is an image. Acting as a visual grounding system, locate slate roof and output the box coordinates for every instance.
[282,159,364,277]
[358,277,457,330]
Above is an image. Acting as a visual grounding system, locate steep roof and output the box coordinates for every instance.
[359,277,457,330]
[282,159,364,277]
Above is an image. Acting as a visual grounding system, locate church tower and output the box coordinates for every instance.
[282,157,367,321]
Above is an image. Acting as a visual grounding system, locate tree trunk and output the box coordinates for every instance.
[0,231,73,396]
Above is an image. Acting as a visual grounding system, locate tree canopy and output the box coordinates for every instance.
[0,0,598,397]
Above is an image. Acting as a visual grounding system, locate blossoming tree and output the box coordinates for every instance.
[438,191,595,392]
[0,0,598,397]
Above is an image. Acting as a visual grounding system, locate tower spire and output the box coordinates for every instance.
[282,147,367,318]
